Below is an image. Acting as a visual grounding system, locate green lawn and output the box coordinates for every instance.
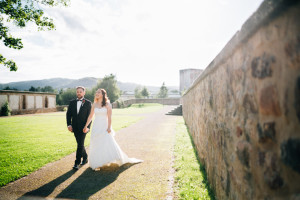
[0,103,162,187]
[174,117,215,200]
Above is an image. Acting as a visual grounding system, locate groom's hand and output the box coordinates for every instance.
[68,126,73,132]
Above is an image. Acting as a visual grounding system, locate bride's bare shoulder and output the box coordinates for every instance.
[105,101,112,109]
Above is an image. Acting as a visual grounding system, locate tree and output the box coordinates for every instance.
[41,85,55,93]
[141,86,149,98]
[29,86,37,91]
[134,86,142,99]
[56,88,63,105]
[157,82,168,98]
[3,86,18,90]
[58,88,76,105]
[0,0,69,71]
[93,74,120,103]
[1,101,11,116]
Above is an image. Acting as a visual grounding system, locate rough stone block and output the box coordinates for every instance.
[236,141,251,168]
[251,53,275,79]
[259,85,282,116]
[257,122,276,143]
[295,77,300,122]
[264,167,284,190]
[243,94,258,114]
[236,126,243,137]
[281,139,300,174]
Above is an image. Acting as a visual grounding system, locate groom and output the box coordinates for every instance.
[66,86,92,170]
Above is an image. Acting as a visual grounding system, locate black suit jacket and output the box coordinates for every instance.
[66,98,92,133]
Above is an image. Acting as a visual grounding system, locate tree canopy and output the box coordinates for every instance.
[94,74,120,103]
[141,86,149,98]
[134,86,142,99]
[0,0,69,71]
[157,82,168,98]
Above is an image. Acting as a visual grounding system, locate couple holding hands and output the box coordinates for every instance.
[66,86,142,170]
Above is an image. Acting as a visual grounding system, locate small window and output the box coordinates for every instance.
[22,95,26,109]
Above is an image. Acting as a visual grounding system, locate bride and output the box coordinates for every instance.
[83,88,142,170]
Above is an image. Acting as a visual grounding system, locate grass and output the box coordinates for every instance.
[174,117,215,200]
[0,103,162,187]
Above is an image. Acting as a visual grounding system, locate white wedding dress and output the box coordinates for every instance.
[89,106,142,170]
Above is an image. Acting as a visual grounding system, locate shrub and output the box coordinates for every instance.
[1,101,11,116]
[116,100,125,108]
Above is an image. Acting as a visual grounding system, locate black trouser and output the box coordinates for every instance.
[74,131,87,165]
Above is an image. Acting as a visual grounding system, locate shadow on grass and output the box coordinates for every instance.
[19,163,138,200]
[184,124,216,200]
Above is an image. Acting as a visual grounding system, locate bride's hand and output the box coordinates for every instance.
[83,126,89,133]
[107,128,111,133]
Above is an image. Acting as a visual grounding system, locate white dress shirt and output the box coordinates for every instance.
[77,98,83,114]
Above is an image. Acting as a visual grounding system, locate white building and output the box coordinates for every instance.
[0,90,57,115]
[179,68,203,93]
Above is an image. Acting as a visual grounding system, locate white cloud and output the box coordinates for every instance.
[0,0,263,86]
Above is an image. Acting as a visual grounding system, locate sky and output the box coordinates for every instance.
[0,0,264,86]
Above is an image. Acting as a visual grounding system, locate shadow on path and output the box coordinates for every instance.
[18,170,75,199]
[56,163,136,199]
[19,163,137,200]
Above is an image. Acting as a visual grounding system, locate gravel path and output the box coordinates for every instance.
[0,106,179,200]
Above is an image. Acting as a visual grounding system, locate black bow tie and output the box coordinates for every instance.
[77,99,83,101]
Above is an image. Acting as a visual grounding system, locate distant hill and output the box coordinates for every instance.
[0,77,179,93]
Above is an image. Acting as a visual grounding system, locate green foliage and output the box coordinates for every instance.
[115,99,125,108]
[134,86,142,99]
[93,74,120,103]
[56,87,96,106]
[141,86,149,98]
[41,86,55,92]
[2,86,18,90]
[157,82,168,98]
[56,88,76,105]
[0,0,70,71]
[174,117,215,200]
[28,85,54,92]
[83,88,94,102]
[1,101,11,116]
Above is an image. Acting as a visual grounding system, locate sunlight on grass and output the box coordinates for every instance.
[0,103,162,187]
[174,117,215,200]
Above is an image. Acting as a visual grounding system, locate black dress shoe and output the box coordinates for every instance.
[73,164,79,170]
[80,159,88,165]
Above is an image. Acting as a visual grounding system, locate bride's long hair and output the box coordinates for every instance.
[94,88,110,107]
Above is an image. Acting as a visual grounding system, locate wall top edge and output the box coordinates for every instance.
[180,68,204,72]
[0,90,57,95]
[182,0,299,96]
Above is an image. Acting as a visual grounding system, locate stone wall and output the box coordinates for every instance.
[182,1,300,199]
[112,98,180,108]
[0,91,57,115]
